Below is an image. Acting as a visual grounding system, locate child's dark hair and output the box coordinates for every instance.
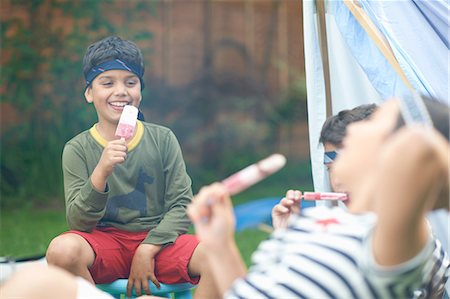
[319,104,378,147]
[82,36,144,77]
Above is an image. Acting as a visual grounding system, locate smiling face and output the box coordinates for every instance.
[84,69,142,127]
[331,100,400,196]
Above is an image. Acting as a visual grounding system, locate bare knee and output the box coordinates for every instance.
[188,242,209,276]
[46,234,94,270]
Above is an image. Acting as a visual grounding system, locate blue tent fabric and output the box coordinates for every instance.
[343,0,449,103]
[332,1,410,100]
[233,198,315,232]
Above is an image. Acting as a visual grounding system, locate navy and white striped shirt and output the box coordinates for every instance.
[226,207,449,299]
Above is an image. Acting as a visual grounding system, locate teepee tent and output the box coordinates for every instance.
[303,0,449,292]
[304,0,449,199]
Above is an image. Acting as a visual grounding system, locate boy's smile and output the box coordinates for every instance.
[84,69,142,129]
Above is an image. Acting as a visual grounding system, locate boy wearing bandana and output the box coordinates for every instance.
[319,104,377,198]
[46,36,217,298]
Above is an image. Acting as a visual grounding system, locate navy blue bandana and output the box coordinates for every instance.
[324,151,338,164]
[84,59,145,90]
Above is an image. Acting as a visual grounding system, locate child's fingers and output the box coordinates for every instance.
[285,189,295,199]
[188,183,229,223]
[280,197,294,207]
[273,204,290,214]
[291,204,301,215]
[293,190,302,202]
[286,190,302,203]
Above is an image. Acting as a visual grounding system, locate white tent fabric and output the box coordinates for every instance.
[303,0,449,293]
[303,0,383,202]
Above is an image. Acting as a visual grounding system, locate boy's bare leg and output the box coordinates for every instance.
[0,264,78,298]
[188,243,221,299]
[46,233,96,283]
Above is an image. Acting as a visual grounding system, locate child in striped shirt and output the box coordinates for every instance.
[189,96,449,299]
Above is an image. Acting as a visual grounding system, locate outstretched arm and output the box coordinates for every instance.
[188,183,247,296]
[371,127,449,266]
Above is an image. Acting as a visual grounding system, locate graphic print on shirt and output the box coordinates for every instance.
[315,218,340,229]
[104,168,154,220]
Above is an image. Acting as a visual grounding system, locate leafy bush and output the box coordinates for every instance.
[1,1,155,207]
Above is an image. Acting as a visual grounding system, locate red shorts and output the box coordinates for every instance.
[66,227,200,285]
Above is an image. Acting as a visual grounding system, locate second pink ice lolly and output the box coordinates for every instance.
[115,105,139,139]
[303,192,348,201]
[222,153,287,196]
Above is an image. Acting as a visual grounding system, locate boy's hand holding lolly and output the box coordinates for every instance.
[272,189,302,230]
[92,105,138,191]
[272,190,348,230]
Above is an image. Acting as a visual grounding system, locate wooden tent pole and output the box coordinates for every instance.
[316,0,333,117]
[343,0,414,92]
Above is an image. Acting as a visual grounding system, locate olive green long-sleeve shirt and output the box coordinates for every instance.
[62,121,193,245]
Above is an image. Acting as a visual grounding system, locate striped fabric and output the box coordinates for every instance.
[226,207,449,299]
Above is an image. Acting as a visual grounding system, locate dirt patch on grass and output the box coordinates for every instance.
[1,196,65,212]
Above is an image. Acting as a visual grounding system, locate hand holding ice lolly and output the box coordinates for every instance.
[115,105,138,140]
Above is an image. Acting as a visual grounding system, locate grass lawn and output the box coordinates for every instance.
[0,206,269,266]
[0,160,312,265]
[0,207,67,259]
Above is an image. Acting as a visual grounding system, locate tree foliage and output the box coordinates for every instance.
[1,0,156,205]
[0,0,308,206]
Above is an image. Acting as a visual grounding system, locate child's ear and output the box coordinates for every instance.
[84,87,93,103]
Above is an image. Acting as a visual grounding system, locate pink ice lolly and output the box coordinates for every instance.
[193,154,286,223]
[222,154,287,196]
[115,105,138,139]
[303,192,348,201]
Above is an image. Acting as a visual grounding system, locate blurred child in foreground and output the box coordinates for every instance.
[189,97,449,298]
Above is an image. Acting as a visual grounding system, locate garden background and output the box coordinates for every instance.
[0,0,312,265]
